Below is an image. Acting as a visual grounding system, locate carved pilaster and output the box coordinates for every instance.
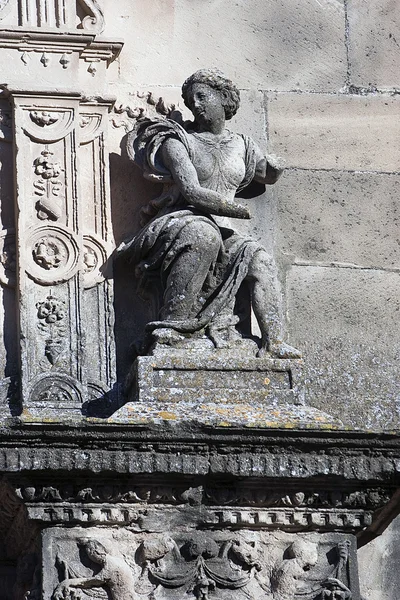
[5,90,116,414]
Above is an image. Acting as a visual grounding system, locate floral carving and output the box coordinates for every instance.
[33,237,67,270]
[30,111,58,127]
[33,150,63,221]
[37,295,67,365]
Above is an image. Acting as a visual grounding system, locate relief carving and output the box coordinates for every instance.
[271,540,319,599]
[33,149,63,221]
[36,295,67,365]
[52,539,136,600]
[33,238,67,270]
[30,112,59,127]
[78,0,105,33]
[23,107,75,143]
[138,535,262,599]
[112,91,178,132]
[27,373,83,409]
[26,226,79,285]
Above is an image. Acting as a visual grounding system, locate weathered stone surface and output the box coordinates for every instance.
[286,266,400,429]
[267,93,400,171]
[44,527,356,600]
[104,0,347,91]
[275,169,400,269]
[347,0,400,90]
[127,352,305,406]
[358,514,400,600]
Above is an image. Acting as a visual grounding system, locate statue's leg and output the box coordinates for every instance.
[160,220,221,321]
[247,250,301,358]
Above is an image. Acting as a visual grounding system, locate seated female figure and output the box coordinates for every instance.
[118,68,300,359]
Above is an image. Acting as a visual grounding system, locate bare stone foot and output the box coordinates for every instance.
[257,341,302,359]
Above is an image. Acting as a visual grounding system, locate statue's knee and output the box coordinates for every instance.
[186,220,220,254]
[248,250,274,278]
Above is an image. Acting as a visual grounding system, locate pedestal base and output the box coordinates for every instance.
[116,350,342,428]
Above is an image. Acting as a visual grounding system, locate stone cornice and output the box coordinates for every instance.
[0,28,123,62]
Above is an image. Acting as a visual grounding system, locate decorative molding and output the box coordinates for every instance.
[26,225,79,285]
[77,0,105,33]
[22,107,75,143]
[112,91,179,131]
[82,234,109,288]
[36,295,67,365]
[26,373,84,411]
[33,149,63,221]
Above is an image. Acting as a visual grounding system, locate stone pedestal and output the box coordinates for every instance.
[120,350,341,428]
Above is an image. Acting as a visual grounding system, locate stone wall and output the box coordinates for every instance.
[100,0,400,431]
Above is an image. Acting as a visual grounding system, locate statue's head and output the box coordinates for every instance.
[287,540,319,570]
[181,68,240,121]
[81,539,108,565]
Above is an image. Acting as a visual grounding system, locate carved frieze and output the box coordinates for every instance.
[42,528,358,600]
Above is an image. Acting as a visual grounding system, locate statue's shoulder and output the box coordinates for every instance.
[127,117,190,160]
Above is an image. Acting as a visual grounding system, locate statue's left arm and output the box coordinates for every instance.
[253,145,285,185]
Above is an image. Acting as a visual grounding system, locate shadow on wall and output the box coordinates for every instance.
[109,136,163,383]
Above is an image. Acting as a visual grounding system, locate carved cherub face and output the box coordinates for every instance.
[186,83,226,128]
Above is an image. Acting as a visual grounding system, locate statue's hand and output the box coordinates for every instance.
[52,584,81,600]
[222,199,251,219]
[266,153,286,174]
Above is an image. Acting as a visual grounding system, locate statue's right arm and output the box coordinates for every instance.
[52,577,104,598]
[161,138,250,219]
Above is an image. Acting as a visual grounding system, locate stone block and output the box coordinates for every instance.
[358,514,400,600]
[267,93,400,171]
[286,266,400,429]
[129,351,305,405]
[275,169,400,269]
[104,0,347,91]
[347,0,400,90]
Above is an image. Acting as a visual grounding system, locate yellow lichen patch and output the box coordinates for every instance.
[216,421,232,427]
[264,377,270,386]
[158,411,177,420]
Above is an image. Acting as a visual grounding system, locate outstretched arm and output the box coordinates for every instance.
[161,138,250,219]
[52,577,104,599]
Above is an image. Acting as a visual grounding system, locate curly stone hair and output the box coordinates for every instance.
[181,68,240,120]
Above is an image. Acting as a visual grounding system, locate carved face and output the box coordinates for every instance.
[186,83,226,127]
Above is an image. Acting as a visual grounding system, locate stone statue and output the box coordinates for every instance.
[118,68,301,358]
[52,539,137,600]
